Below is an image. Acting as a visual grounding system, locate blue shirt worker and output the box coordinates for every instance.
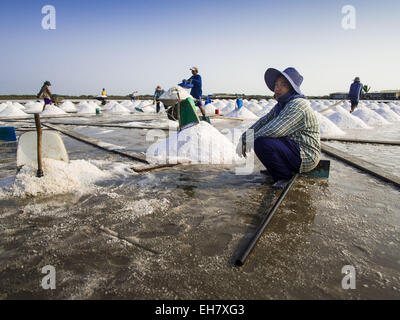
[348,77,363,113]
[183,67,207,120]
[239,67,321,189]
[154,85,165,113]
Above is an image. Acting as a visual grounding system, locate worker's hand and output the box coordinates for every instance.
[236,139,247,158]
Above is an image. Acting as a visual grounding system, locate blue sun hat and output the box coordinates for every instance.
[264,67,303,94]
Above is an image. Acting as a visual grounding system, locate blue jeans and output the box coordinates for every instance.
[254,137,301,182]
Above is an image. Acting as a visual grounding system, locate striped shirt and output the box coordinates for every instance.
[244,98,321,173]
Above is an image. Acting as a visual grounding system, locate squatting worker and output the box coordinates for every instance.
[239,67,321,189]
[154,85,165,113]
[37,81,53,111]
[183,67,208,121]
[348,77,363,113]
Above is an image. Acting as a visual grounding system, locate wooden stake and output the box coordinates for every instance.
[176,90,182,130]
[34,113,44,177]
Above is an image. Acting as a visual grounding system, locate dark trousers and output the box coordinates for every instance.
[254,137,301,182]
[156,101,161,113]
[350,100,358,113]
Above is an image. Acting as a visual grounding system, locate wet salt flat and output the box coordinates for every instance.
[0,98,400,299]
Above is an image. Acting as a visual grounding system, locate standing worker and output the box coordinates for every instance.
[96,88,107,105]
[348,77,363,113]
[183,67,208,121]
[239,67,321,189]
[37,81,53,111]
[154,85,165,113]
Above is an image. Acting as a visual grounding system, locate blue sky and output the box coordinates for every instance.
[0,0,399,96]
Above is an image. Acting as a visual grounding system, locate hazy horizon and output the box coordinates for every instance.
[1,0,399,97]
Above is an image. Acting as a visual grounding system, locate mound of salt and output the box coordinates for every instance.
[0,103,7,113]
[60,101,77,112]
[120,100,134,108]
[226,107,258,120]
[41,105,67,115]
[159,86,192,100]
[12,102,25,110]
[375,107,400,122]
[106,103,131,114]
[352,107,390,126]
[327,108,370,129]
[246,103,262,114]
[203,103,216,114]
[0,105,28,117]
[389,104,400,116]
[77,103,97,114]
[24,102,44,114]
[147,121,241,164]
[220,102,236,114]
[2,158,111,197]
[316,113,346,136]
[256,106,274,117]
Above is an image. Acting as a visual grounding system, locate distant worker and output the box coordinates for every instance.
[37,81,53,111]
[348,77,363,113]
[183,67,208,121]
[154,85,165,113]
[96,88,107,105]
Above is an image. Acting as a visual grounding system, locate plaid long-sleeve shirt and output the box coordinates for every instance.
[243,98,321,173]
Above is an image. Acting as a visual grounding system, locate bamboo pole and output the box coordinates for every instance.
[34,113,44,177]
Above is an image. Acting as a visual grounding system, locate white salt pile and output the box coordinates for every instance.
[245,103,262,114]
[220,102,236,114]
[77,102,97,114]
[316,113,346,136]
[106,103,130,114]
[41,105,67,115]
[1,159,111,197]
[203,103,216,114]
[0,105,28,117]
[352,107,389,126]
[146,121,241,164]
[226,107,258,120]
[120,100,134,108]
[13,102,25,110]
[389,104,400,116]
[159,86,192,100]
[256,105,274,117]
[60,101,77,112]
[375,107,400,122]
[0,103,7,113]
[327,108,370,129]
[24,102,44,113]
